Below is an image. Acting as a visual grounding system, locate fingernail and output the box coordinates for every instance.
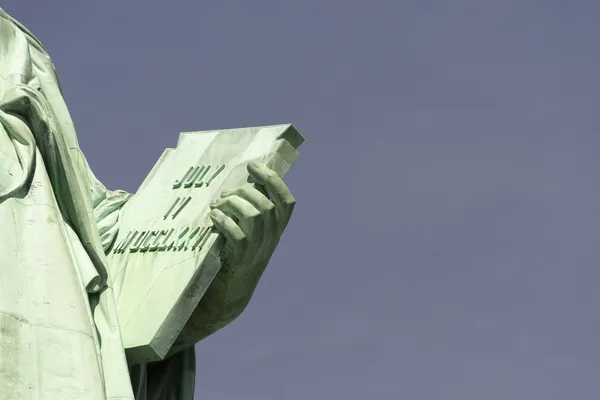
[209,200,218,208]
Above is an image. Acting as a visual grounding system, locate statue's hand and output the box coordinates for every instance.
[209,161,295,268]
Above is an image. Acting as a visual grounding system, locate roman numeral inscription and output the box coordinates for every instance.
[172,164,226,189]
[112,226,212,254]
[163,196,192,220]
[114,164,227,255]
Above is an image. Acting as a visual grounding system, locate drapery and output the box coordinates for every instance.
[0,8,196,399]
[0,8,268,399]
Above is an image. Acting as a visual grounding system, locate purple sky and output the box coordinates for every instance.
[4,1,600,398]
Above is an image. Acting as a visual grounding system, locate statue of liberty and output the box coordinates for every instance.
[0,8,298,400]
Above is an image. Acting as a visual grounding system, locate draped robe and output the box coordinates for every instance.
[0,9,262,400]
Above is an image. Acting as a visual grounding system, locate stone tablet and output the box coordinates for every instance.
[107,124,304,364]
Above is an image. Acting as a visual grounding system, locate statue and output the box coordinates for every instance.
[0,8,303,400]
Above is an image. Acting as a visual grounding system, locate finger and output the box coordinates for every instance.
[210,195,262,243]
[209,209,247,260]
[247,161,295,231]
[221,185,274,213]
[220,186,277,247]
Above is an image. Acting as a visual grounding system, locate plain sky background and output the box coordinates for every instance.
[4,1,600,399]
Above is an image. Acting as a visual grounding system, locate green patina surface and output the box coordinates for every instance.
[0,8,303,400]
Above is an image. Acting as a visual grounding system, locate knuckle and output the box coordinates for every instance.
[228,195,242,204]
[221,189,236,197]
[264,202,276,213]
[216,197,229,206]
[246,210,262,221]
[284,196,296,207]
[214,210,227,223]
[241,186,254,196]
[265,170,278,182]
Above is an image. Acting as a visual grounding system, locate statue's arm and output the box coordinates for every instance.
[169,257,269,354]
